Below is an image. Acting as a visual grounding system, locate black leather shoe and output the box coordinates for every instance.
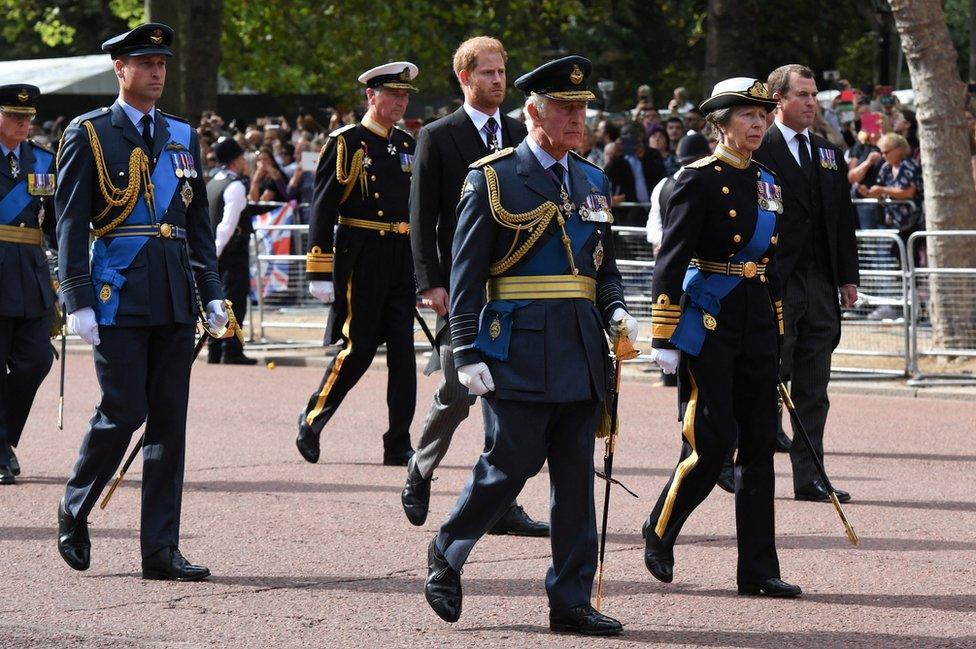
[57,498,90,571]
[424,538,462,623]
[738,577,802,598]
[206,349,221,364]
[716,459,735,494]
[0,465,15,485]
[401,463,432,526]
[223,354,258,365]
[775,429,792,453]
[142,546,211,581]
[487,504,549,537]
[641,519,673,583]
[296,411,320,464]
[794,479,851,503]
[550,604,623,636]
[7,444,20,476]
[383,448,414,466]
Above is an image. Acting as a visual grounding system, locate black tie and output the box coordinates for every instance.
[547,162,565,190]
[484,117,500,152]
[140,114,154,152]
[796,133,812,177]
[7,152,18,179]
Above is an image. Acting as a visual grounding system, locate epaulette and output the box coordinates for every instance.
[158,110,189,124]
[469,147,514,169]
[28,139,54,155]
[329,123,356,138]
[684,154,718,169]
[70,107,111,126]
[569,150,600,169]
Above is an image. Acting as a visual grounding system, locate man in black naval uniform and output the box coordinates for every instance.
[754,64,859,503]
[207,137,256,365]
[403,35,546,536]
[296,62,418,466]
[0,84,56,485]
[56,23,228,580]
[423,56,637,636]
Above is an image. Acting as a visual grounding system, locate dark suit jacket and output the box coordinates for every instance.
[409,106,527,294]
[754,124,859,289]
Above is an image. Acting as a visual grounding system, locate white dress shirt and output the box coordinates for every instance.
[774,119,812,168]
[463,103,504,149]
[526,136,571,195]
[118,97,156,138]
[212,169,248,257]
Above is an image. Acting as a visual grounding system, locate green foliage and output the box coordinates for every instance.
[0,0,144,58]
[943,0,970,78]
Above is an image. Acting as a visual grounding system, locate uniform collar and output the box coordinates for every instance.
[526,135,569,175]
[714,142,750,169]
[361,114,390,138]
[462,103,502,133]
[117,97,156,130]
[0,141,21,160]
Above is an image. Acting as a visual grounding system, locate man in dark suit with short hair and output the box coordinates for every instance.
[404,35,547,536]
[754,64,859,503]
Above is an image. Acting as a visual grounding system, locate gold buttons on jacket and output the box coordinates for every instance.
[761,257,769,263]
[378,210,385,217]
[714,165,722,171]
[379,230,386,237]
[770,235,778,244]
[374,192,380,199]
[729,209,737,218]
[733,234,742,243]
[722,186,730,195]
[370,175,377,181]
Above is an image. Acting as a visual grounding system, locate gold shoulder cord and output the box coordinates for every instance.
[81,121,154,236]
[484,165,560,276]
[335,136,367,203]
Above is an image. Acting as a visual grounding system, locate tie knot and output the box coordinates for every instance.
[484,117,498,134]
[141,114,152,127]
[548,162,565,183]
[795,132,807,145]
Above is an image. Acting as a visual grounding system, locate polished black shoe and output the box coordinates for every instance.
[401,462,432,526]
[641,519,673,583]
[487,503,549,537]
[794,479,851,503]
[424,538,462,623]
[716,460,735,494]
[0,465,15,485]
[550,604,623,636]
[142,546,211,581]
[383,448,414,466]
[206,349,221,364]
[738,577,802,598]
[57,498,90,571]
[296,411,320,463]
[775,429,792,453]
[223,354,258,365]
[6,444,20,476]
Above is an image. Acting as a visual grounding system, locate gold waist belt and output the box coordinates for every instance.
[692,258,767,279]
[486,275,596,302]
[338,216,410,235]
[0,223,43,245]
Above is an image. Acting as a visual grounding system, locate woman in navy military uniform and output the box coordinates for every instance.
[643,78,802,598]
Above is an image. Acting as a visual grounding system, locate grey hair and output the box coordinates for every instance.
[528,93,549,117]
[706,108,733,141]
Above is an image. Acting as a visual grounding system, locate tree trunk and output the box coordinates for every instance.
[890,0,976,351]
[702,0,759,92]
[970,0,976,82]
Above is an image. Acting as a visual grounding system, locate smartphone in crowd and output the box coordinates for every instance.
[300,151,319,172]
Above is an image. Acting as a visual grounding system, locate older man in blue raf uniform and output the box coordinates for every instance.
[55,23,228,581]
[0,84,57,486]
[423,56,637,636]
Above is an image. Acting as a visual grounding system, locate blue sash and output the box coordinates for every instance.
[670,167,777,356]
[474,167,599,361]
[0,148,54,225]
[91,117,192,325]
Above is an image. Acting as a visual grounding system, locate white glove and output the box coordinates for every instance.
[457,362,495,396]
[650,348,680,375]
[68,307,100,346]
[610,307,639,344]
[206,300,229,331]
[309,280,334,304]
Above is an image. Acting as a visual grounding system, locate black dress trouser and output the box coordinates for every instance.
[0,315,53,462]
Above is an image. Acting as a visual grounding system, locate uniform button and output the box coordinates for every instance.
[19,223,25,227]
[722,186,730,195]
[760,275,767,283]
[370,175,377,181]
[733,234,742,243]
[729,209,737,218]
[713,165,722,171]
[374,192,380,199]
[761,257,769,263]
[757,171,761,178]
[378,210,384,217]
[379,230,386,237]
[770,235,778,244]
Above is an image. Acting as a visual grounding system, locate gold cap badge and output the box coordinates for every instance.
[748,81,768,99]
[150,29,163,45]
[400,68,410,81]
[569,64,584,85]
[17,89,28,103]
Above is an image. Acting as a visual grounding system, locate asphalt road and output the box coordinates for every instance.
[1,354,974,648]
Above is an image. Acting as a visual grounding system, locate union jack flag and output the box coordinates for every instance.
[251,201,295,296]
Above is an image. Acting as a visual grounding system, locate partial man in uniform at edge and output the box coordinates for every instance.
[56,23,228,580]
[207,137,256,365]
[296,62,418,467]
[403,35,547,536]
[0,84,56,485]
[423,56,636,636]
[753,64,858,503]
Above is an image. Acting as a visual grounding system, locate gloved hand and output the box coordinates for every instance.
[309,280,334,304]
[206,299,229,331]
[610,307,639,344]
[457,362,495,396]
[68,307,100,346]
[650,348,680,375]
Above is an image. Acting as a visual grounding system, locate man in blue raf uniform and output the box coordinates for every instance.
[423,56,637,636]
[55,23,228,581]
[0,84,56,485]
[297,62,418,467]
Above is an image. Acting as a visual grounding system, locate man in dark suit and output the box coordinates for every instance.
[754,64,859,503]
[404,36,546,536]
[56,23,226,580]
[0,84,56,485]
[422,55,634,636]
